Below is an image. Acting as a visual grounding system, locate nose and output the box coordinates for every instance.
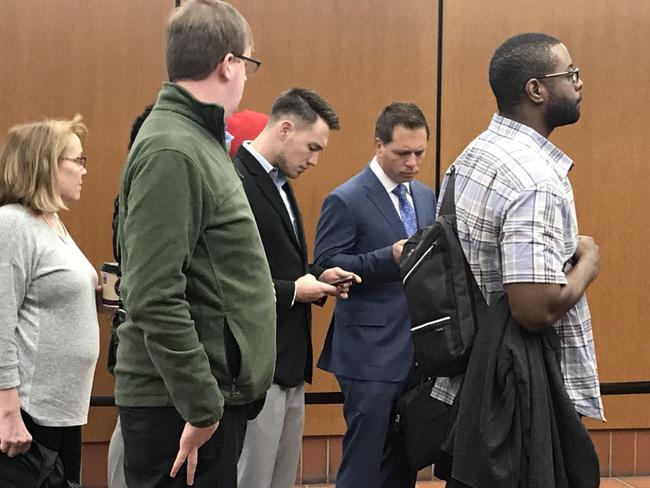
[405,153,418,167]
[308,152,319,166]
[576,77,584,91]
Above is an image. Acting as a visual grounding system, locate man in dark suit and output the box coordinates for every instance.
[233,88,359,488]
[314,103,437,488]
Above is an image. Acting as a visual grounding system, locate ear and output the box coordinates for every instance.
[524,78,546,106]
[217,53,236,81]
[278,120,294,141]
[375,137,384,155]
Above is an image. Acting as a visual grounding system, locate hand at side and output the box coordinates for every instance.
[170,420,220,486]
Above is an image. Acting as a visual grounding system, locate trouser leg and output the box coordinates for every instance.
[21,410,81,483]
[237,384,287,488]
[270,383,304,488]
[120,404,247,488]
[107,416,127,488]
[334,376,408,488]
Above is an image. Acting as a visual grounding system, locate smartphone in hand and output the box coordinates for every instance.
[329,275,355,286]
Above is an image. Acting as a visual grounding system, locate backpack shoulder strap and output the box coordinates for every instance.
[438,165,457,225]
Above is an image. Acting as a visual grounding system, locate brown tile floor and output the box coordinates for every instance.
[295,478,650,488]
[617,477,650,488]
[600,478,650,487]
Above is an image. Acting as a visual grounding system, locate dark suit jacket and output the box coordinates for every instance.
[314,165,436,382]
[234,144,322,386]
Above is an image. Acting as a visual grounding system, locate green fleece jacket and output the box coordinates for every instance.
[115,83,276,427]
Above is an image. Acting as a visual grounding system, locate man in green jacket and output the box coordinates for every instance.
[115,1,275,487]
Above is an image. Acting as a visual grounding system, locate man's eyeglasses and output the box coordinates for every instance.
[234,54,261,75]
[59,156,87,169]
[534,67,580,85]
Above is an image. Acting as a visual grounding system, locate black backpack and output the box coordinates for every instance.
[399,166,483,378]
[394,376,451,471]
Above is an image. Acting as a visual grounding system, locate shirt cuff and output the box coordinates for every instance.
[0,365,21,390]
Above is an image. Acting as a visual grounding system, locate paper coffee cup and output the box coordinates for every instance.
[100,262,121,308]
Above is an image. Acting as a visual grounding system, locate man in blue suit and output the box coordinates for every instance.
[314,102,437,488]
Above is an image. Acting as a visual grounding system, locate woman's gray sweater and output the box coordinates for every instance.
[0,204,99,427]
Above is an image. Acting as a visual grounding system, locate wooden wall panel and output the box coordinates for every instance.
[441,0,650,429]
[0,0,172,441]
[229,0,439,435]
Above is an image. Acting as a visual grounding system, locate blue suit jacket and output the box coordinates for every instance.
[314,165,437,382]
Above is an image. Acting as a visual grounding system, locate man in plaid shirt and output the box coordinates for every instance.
[432,32,604,422]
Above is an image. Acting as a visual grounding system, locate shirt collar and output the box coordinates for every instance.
[242,141,288,186]
[224,129,234,155]
[489,114,574,176]
[369,157,411,195]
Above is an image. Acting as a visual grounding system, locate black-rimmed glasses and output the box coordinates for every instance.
[234,54,261,75]
[535,67,580,84]
[59,156,87,169]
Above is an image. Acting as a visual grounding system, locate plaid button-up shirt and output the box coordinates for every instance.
[431,114,604,420]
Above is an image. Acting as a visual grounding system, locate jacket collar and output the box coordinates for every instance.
[360,165,408,239]
[155,82,227,148]
[235,145,304,251]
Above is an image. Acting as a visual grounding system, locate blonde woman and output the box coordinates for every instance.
[0,115,99,483]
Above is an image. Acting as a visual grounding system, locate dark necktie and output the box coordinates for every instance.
[393,183,417,236]
[270,168,299,239]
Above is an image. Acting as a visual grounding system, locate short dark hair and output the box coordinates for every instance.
[489,32,562,114]
[375,102,429,144]
[270,87,340,130]
[166,0,251,82]
[128,105,154,150]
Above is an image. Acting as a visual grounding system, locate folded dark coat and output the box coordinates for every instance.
[436,293,600,488]
[0,440,80,487]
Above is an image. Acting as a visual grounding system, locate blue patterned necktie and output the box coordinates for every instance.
[393,184,417,236]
